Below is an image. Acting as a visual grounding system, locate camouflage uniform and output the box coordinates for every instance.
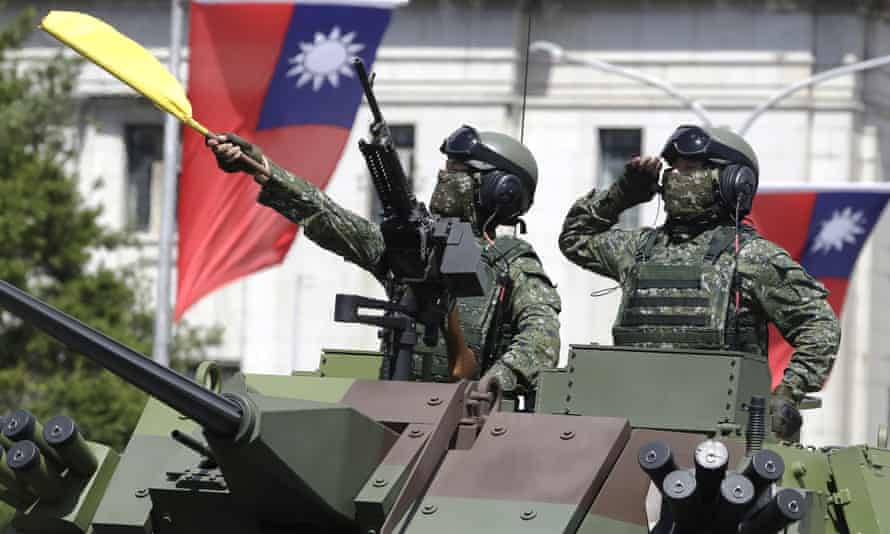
[559,183,841,400]
[257,162,561,393]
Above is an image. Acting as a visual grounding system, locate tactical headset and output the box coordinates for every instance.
[477,170,531,225]
[440,126,536,226]
[661,125,759,215]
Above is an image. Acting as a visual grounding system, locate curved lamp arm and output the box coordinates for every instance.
[739,54,890,135]
[530,40,714,127]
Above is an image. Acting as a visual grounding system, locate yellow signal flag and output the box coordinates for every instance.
[39,10,210,137]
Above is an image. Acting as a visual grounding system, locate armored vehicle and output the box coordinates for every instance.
[0,279,886,533]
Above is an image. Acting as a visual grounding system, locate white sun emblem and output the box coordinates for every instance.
[810,206,867,254]
[286,26,365,91]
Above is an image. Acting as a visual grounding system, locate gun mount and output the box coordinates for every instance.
[335,59,488,381]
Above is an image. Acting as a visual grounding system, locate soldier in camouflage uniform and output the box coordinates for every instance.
[559,125,840,438]
[208,125,561,394]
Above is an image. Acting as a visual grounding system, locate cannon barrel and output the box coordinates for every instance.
[0,281,242,436]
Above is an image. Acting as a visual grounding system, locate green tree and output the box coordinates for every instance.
[0,7,220,454]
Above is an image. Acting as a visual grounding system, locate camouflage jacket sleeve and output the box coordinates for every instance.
[558,185,646,282]
[740,239,841,398]
[255,161,387,279]
[486,255,562,393]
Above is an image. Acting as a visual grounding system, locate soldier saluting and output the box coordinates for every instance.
[559,125,840,439]
[207,124,561,394]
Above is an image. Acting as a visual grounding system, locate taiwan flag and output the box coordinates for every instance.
[176,0,406,320]
[749,184,890,389]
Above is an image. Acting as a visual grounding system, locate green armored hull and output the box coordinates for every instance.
[0,281,885,534]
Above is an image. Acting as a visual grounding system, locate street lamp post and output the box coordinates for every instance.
[153,0,185,367]
[529,40,715,127]
[738,54,890,135]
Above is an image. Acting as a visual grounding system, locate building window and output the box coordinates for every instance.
[598,128,643,227]
[370,124,415,222]
[124,125,164,233]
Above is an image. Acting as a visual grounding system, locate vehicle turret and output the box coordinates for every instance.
[0,280,392,532]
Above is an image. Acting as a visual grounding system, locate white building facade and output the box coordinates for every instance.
[6,0,890,446]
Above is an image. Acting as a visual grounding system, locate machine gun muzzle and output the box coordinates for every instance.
[0,281,242,437]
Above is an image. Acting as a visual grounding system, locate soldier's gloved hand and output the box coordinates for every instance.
[206,133,267,175]
[770,385,803,441]
[477,366,508,414]
[480,362,514,394]
[616,156,662,206]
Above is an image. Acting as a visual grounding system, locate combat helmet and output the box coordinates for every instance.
[661,125,760,215]
[440,125,538,223]
[661,125,759,177]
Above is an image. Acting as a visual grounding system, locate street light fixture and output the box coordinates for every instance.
[738,54,890,135]
[529,40,715,127]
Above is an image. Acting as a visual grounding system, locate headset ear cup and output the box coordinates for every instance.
[479,171,530,225]
[719,164,758,215]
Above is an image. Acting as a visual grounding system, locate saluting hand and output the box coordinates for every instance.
[619,155,663,205]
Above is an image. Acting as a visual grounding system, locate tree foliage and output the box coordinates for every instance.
[0,7,221,452]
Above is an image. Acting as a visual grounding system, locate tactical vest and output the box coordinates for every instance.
[411,236,538,381]
[612,226,760,351]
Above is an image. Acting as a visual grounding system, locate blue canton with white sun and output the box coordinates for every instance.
[800,192,890,278]
[257,5,392,131]
[810,207,866,255]
[286,26,365,92]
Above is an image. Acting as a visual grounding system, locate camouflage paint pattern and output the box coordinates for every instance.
[256,160,561,392]
[559,182,841,400]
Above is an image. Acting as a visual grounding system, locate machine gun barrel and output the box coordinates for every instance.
[353,57,383,125]
[353,57,416,221]
[0,281,242,437]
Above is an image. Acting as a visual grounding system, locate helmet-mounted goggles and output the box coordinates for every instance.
[661,125,757,174]
[440,125,533,183]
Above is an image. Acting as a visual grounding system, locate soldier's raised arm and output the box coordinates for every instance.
[558,156,660,281]
[206,134,387,279]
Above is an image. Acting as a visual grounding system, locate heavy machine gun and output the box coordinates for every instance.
[334,58,487,380]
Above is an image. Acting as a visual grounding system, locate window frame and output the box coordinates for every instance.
[123,123,165,235]
[597,127,645,228]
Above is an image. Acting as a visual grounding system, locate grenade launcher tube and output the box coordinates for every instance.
[0,281,242,437]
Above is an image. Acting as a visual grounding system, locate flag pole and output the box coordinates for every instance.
[153,0,185,367]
